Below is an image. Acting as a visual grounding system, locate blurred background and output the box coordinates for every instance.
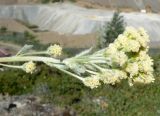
[0,0,160,115]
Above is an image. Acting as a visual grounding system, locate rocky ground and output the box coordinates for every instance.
[0,94,76,116]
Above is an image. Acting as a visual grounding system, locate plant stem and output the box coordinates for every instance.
[0,63,22,69]
[20,51,47,56]
[0,56,60,64]
[53,64,84,81]
[86,70,98,75]
[91,63,104,72]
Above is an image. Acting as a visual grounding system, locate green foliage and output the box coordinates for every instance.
[40,0,50,3]
[0,26,7,34]
[68,0,76,2]
[98,12,125,48]
[40,0,63,3]
[24,31,36,40]
[16,20,38,30]
[0,69,36,95]
[52,0,63,2]
[0,31,48,50]
[0,56,160,115]
[40,0,76,3]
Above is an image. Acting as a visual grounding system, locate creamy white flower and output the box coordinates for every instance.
[126,62,139,76]
[114,70,127,79]
[47,44,62,57]
[126,39,140,52]
[124,26,139,39]
[100,72,119,85]
[83,76,100,89]
[114,34,128,49]
[138,51,152,61]
[114,33,140,52]
[138,60,153,73]
[137,36,148,48]
[23,61,36,74]
[110,51,128,66]
[138,27,149,41]
[128,78,133,86]
[105,43,117,55]
[105,43,128,66]
[100,69,127,85]
[133,73,155,84]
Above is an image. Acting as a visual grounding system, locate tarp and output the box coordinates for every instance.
[87,0,160,13]
[0,3,160,42]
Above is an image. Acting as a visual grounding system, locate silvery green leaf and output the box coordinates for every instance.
[85,64,96,71]
[44,62,67,70]
[93,48,106,55]
[67,63,86,75]
[0,68,4,71]
[75,48,92,57]
[54,64,68,69]
[89,60,107,63]
[16,44,33,56]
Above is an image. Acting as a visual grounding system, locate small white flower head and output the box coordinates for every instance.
[105,43,117,55]
[126,62,139,76]
[137,36,148,48]
[124,26,139,39]
[133,73,155,84]
[128,78,134,86]
[111,51,128,66]
[138,60,154,73]
[114,70,127,80]
[138,51,152,62]
[138,27,149,41]
[23,61,36,74]
[47,44,62,57]
[115,34,128,49]
[127,39,140,52]
[100,71,116,85]
[83,76,100,89]
[100,69,126,85]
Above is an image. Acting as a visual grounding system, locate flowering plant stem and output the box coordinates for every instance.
[0,27,155,89]
[0,56,60,63]
[0,55,84,81]
[53,64,84,81]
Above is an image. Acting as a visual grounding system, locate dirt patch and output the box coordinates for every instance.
[0,18,34,34]
[36,31,97,48]
[0,18,97,49]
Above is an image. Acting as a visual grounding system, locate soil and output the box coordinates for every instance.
[0,18,98,49]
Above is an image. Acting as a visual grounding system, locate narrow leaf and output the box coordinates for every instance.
[16,44,33,56]
[75,48,92,57]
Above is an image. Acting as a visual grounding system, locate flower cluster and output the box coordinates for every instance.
[99,69,127,85]
[83,76,100,89]
[103,26,154,86]
[82,27,154,89]
[22,61,36,74]
[0,27,154,89]
[47,44,62,57]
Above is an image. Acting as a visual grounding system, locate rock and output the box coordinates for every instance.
[0,94,76,116]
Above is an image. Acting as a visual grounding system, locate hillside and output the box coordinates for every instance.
[0,0,160,13]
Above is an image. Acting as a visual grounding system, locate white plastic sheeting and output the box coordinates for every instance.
[86,0,160,13]
[0,3,160,42]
